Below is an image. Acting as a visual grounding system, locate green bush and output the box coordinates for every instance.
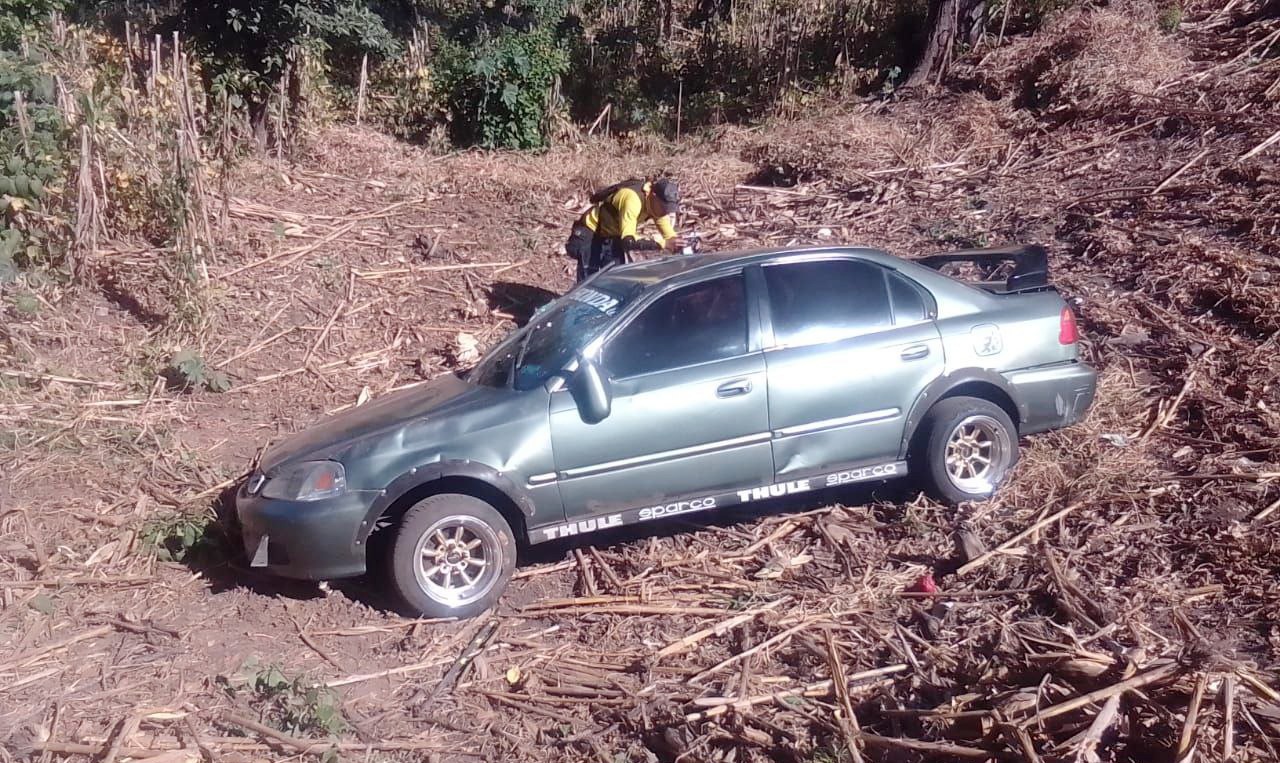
[430,0,571,149]
[0,0,64,47]
[0,49,66,268]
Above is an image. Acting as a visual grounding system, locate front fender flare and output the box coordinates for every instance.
[898,369,1023,459]
[355,460,536,543]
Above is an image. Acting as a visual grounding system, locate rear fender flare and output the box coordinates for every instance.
[898,369,1024,459]
[355,460,536,543]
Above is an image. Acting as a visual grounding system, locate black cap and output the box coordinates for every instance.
[652,178,680,211]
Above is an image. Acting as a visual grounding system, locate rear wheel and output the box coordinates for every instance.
[913,396,1019,504]
[390,494,515,618]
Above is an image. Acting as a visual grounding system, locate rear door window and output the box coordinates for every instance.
[763,259,892,347]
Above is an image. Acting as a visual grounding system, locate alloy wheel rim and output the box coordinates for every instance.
[944,414,1011,495]
[413,515,502,607]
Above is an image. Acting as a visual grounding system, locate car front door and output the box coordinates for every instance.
[548,272,774,521]
[760,256,944,479]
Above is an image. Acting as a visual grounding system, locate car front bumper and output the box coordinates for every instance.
[1005,360,1099,435]
[234,481,376,580]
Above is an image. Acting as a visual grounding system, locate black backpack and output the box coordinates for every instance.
[590,179,647,205]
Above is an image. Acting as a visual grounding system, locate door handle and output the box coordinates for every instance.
[900,344,931,361]
[716,379,753,398]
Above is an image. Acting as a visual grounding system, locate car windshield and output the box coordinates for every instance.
[470,281,635,391]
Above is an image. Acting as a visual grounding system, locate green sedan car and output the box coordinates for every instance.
[236,244,1096,617]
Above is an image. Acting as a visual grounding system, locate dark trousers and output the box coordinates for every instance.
[566,224,621,282]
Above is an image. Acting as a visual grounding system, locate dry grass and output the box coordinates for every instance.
[2,0,1280,760]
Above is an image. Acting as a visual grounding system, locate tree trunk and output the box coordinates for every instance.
[906,0,983,88]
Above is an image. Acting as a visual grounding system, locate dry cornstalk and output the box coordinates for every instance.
[655,596,790,659]
[1021,662,1180,727]
[1175,672,1209,762]
[685,664,906,722]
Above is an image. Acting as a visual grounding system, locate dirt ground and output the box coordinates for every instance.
[2,1,1279,761]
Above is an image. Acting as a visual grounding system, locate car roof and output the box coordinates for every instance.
[596,245,909,290]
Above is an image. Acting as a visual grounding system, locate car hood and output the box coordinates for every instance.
[259,373,490,473]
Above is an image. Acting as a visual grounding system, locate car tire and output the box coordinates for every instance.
[913,396,1019,505]
[390,493,516,619]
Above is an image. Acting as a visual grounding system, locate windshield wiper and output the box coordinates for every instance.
[509,321,538,387]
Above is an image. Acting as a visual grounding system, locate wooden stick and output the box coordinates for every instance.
[0,573,153,588]
[1142,349,1214,440]
[655,597,789,659]
[858,733,991,760]
[101,716,142,763]
[215,326,298,369]
[33,742,178,759]
[955,502,1084,577]
[1175,672,1208,762]
[825,629,865,763]
[1074,694,1120,763]
[0,625,113,672]
[1253,496,1280,522]
[301,299,346,368]
[1239,127,1280,162]
[1020,662,1179,727]
[217,221,357,279]
[1222,674,1235,760]
[0,370,121,388]
[685,665,906,722]
[1235,669,1280,703]
[1152,148,1211,196]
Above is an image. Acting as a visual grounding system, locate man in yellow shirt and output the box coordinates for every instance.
[567,178,682,281]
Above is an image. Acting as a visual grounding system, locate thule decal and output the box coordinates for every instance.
[537,513,623,541]
[530,460,906,544]
[737,479,812,503]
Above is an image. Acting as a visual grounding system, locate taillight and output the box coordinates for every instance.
[1059,306,1079,345]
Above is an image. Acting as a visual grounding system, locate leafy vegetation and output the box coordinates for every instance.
[430,0,572,148]
[218,658,347,738]
[140,510,229,563]
[166,349,231,392]
[0,48,66,269]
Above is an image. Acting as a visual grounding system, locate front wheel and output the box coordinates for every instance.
[390,494,516,618]
[913,396,1019,504]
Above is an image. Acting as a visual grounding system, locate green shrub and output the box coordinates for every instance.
[0,49,66,268]
[430,0,571,149]
[0,0,64,47]
[166,349,231,392]
[1158,3,1183,34]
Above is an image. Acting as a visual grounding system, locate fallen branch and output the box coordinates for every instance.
[0,370,121,388]
[0,625,113,672]
[955,502,1085,577]
[217,221,358,280]
[858,733,991,760]
[1175,672,1208,763]
[685,664,906,722]
[655,597,790,659]
[1020,662,1180,727]
[1074,694,1121,763]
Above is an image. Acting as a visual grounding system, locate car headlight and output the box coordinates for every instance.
[260,461,347,502]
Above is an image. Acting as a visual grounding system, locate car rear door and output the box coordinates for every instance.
[759,256,944,478]
[548,271,774,521]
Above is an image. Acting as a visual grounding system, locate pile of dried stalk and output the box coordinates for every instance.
[2,0,1278,761]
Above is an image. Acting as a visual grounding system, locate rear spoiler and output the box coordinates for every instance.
[916,244,1049,294]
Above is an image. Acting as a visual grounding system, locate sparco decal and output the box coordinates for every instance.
[824,462,899,486]
[638,497,717,520]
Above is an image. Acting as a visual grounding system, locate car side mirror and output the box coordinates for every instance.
[568,356,611,424]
